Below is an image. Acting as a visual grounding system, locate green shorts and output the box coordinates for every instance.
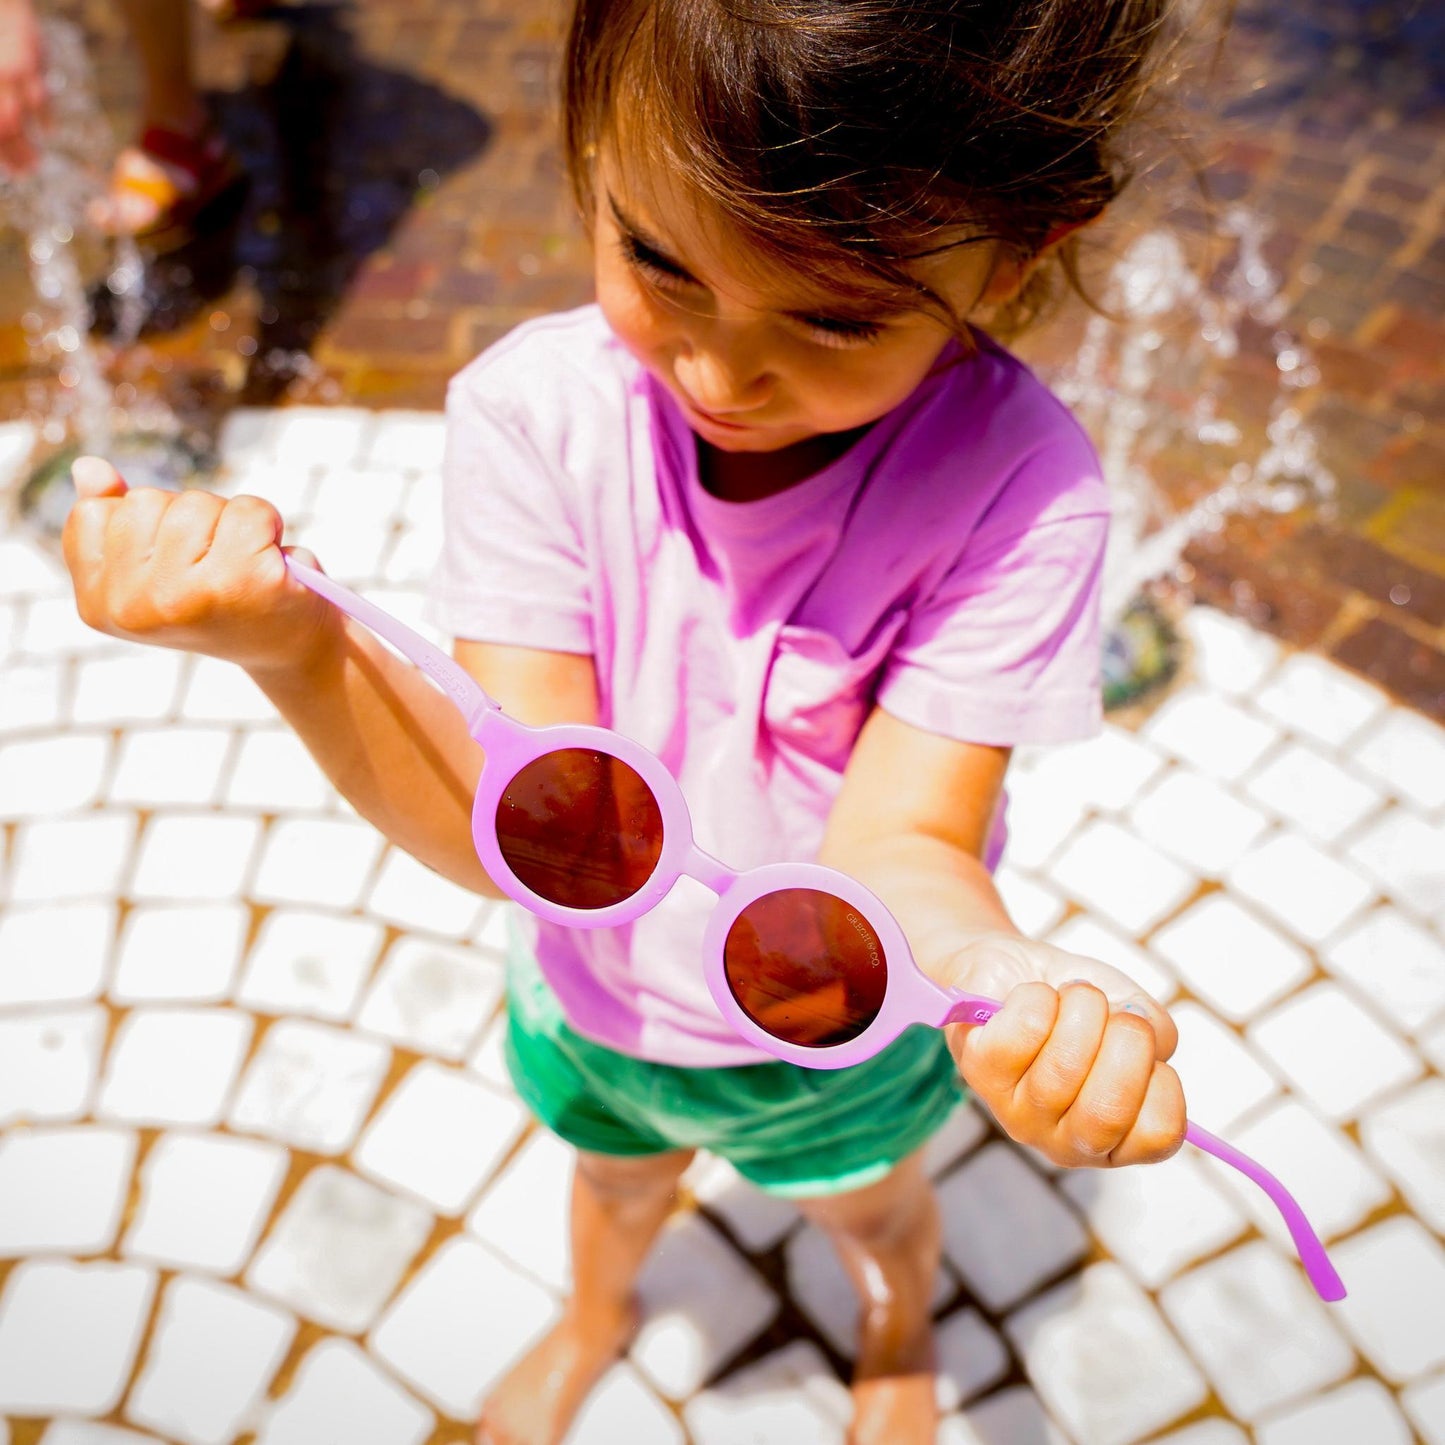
[502,926,964,1198]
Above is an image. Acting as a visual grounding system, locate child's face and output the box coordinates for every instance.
[593,147,1024,455]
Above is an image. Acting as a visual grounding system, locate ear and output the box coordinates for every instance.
[978,219,1094,307]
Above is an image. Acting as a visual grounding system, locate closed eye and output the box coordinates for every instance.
[618,231,698,290]
[791,313,887,348]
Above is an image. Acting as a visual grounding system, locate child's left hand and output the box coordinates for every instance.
[938,933,1186,1169]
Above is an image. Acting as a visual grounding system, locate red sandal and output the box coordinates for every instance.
[95,123,249,252]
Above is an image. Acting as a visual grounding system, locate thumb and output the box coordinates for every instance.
[281,544,323,573]
[71,455,129,499]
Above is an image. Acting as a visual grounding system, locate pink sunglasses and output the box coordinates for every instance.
[288,558,1345,1301]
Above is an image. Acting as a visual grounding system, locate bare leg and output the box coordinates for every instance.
[798,1150,942,1445]
[477,1147,695,1445]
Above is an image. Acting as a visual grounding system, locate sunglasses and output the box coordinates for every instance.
[286,557,1345,1302]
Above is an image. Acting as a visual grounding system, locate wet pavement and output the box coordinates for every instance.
[1,0,1443,1442]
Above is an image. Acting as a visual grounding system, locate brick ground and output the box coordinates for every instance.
[1,0,1442,717]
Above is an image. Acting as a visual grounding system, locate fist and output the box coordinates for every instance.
[942,933,1187,1169]
[62,456,338,675]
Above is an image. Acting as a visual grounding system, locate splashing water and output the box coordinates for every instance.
[1047,209,1337,631]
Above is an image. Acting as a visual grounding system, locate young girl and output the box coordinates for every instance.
[64,0,1195,1440]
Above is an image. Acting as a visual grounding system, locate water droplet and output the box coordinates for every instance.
[209,311,231,332]
[58,365,80,389]
[1390,584,1412,606]
[237,335,258,357]
[55,325,80,352]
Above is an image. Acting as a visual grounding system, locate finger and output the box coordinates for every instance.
[203,494,286,587]
[1014,981,1110,1123]
[1108,1061,1187,1168]
[151,487,226,571]
[1054,1009,1159,1161]
[103,488,175,572]
[72,455,129,500]
[951,979,1058,1096]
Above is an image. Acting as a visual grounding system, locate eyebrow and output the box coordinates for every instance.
[607,193,914,324]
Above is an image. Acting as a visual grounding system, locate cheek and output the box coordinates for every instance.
[595,258,671,363]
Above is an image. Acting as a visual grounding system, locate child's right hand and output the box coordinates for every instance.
[62,456,341,677]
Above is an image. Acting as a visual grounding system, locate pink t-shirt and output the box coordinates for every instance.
[428,305,1108,1066]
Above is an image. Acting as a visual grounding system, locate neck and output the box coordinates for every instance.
[698,426,868,502]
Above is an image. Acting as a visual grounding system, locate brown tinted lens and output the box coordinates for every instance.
[723,888,888,1048]
[496,748,664,910]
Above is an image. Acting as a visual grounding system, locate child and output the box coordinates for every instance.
[64,0,1196,1440]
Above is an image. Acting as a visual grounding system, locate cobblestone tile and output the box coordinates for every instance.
[1226,833,1376,944]
[1329,1218,1445,1383]
[123,1132,288,1276]
[1142,691,1281,780]
[1345,807,1445,922]
[1350,707,1445,809]
[1049,820,1198,934]
[1169,1003,1280,1132]
[1158,1242,1356,1420]
[252,1339,433,1445]
[567,1363,685,1445]
[0,900,115,1005]
[1242,739,1385,843]
[683,1341,849,1445]
[1360,1078,1445,1236]
[939,1385,1069,1444]
[246,1166,433,1335]
[236,909,385,1022]
[0,1125,136,1255]
[224,727,333,812]
[126,1276,295,1445]
[354,1060,526,1214]
[936,1142,1089,1312]
[0,732,109,819]
[370,1234,560,1417]
[1323,906,1445,1034]
[251,816,386,909]
[5,813,136,904]
[1404,1372,1445,1445]
[112,902,250,1004]
[98,1008,254,1129]
[129,814,261,902]
[1045,915,1180,1004]
[0,1006,106,1125]
[1006,1261,1207,1445]
[1255,1377,1415,1445]
[108,726,232,809]
[1130,769,1271,875]
[0,1260,156,1416]
[467,1129,573,1290]
[365,849,487,938]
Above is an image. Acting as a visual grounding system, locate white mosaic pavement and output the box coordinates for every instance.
[1,407,1443,1445]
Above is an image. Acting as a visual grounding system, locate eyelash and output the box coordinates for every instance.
[617,233,887,349]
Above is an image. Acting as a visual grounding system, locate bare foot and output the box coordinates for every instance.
[847,1305,937,1445]
[476,1298,638,1445]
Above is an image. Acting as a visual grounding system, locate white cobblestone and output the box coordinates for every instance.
[1243,739,1384,842]
[0,1260,156,1415]
[0,1125,136,1255]
[130,814,261,901]
[224,726,333,811]
[1360,1078,1445,1235]
[1060,1150,1247,1288]
[112,901,250,1003]
[467,1129,574,1290]
[1169,1002,1280,1131]
[0,732,109,818]
[357,935,504,1059]
[933,1307,1010,1411]
[252,816,385,908]
[1016,724,1167,812]
[1255,1376,1415,1445]
[631,1213,781,1400]
[936,1142,1089,1312]
[178,655,276,722]
[236,908,384,1021]
[1254,653,1389,747]
[0,657,63,734]
[98,1008,253,1128]
[1345,807,1445,921]
[229,1018,391,1153]
[126,1276,295,1445]
[1131,768,1271,874]
[0,1006,106,1124]
[1142,689,1281,780]
[1045,914,1179,1003]
[992,865,1067,936]
[1248,982,1421,1122]
[568,1363,685,1445]
[370,1234,561,1417]
[108,726,231,807]
[1205,1097,1391,1246]
[70,648,184,723]
[354,1060,527,1215]
[1323,906,1445,1034]
[252,1338,433,1445]
[1227,833,1376,944]
[939,1385,1070,1444]
[0,899,114,1005]
[684,1341,849,1445]
[1351,706,1445,809]
[1329,1217,1445,1382]
[123,1132,288,1275]
[1049,819,1198,934]
[246,1165,432,1333]
[1006,1261,1207,1445]
[1150,895,1312,1022]
[1158,1242,1355,1420]
[5,813,135,903]
[1404,1372,1445,1445]
[1179,606,1282,696]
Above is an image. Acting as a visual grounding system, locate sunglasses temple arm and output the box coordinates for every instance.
[284,556,498,731]
[940,992,1346,1302]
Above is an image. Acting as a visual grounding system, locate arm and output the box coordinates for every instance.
[62,458,598,896]
[820,705,1186,1169]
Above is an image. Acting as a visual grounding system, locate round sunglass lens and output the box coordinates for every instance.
[496,748,664,910]
[723,888,888,1048]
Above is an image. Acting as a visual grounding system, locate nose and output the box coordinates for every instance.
[673,326,772,414]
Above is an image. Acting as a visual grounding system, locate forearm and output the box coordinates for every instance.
[818,826,1020,982]
[247,619,501,897]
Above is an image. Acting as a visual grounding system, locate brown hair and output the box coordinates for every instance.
[563,0,1195,332]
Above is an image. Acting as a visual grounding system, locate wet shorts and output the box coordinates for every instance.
[503,927,964,1198]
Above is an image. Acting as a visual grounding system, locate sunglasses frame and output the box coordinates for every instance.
[283,557,1345,1301]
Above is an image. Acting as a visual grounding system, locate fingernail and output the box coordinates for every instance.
[1119,1002,1151,1017]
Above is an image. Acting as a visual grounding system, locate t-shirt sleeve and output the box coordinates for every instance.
[424,371,594,654]
[876,448,1109,748]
